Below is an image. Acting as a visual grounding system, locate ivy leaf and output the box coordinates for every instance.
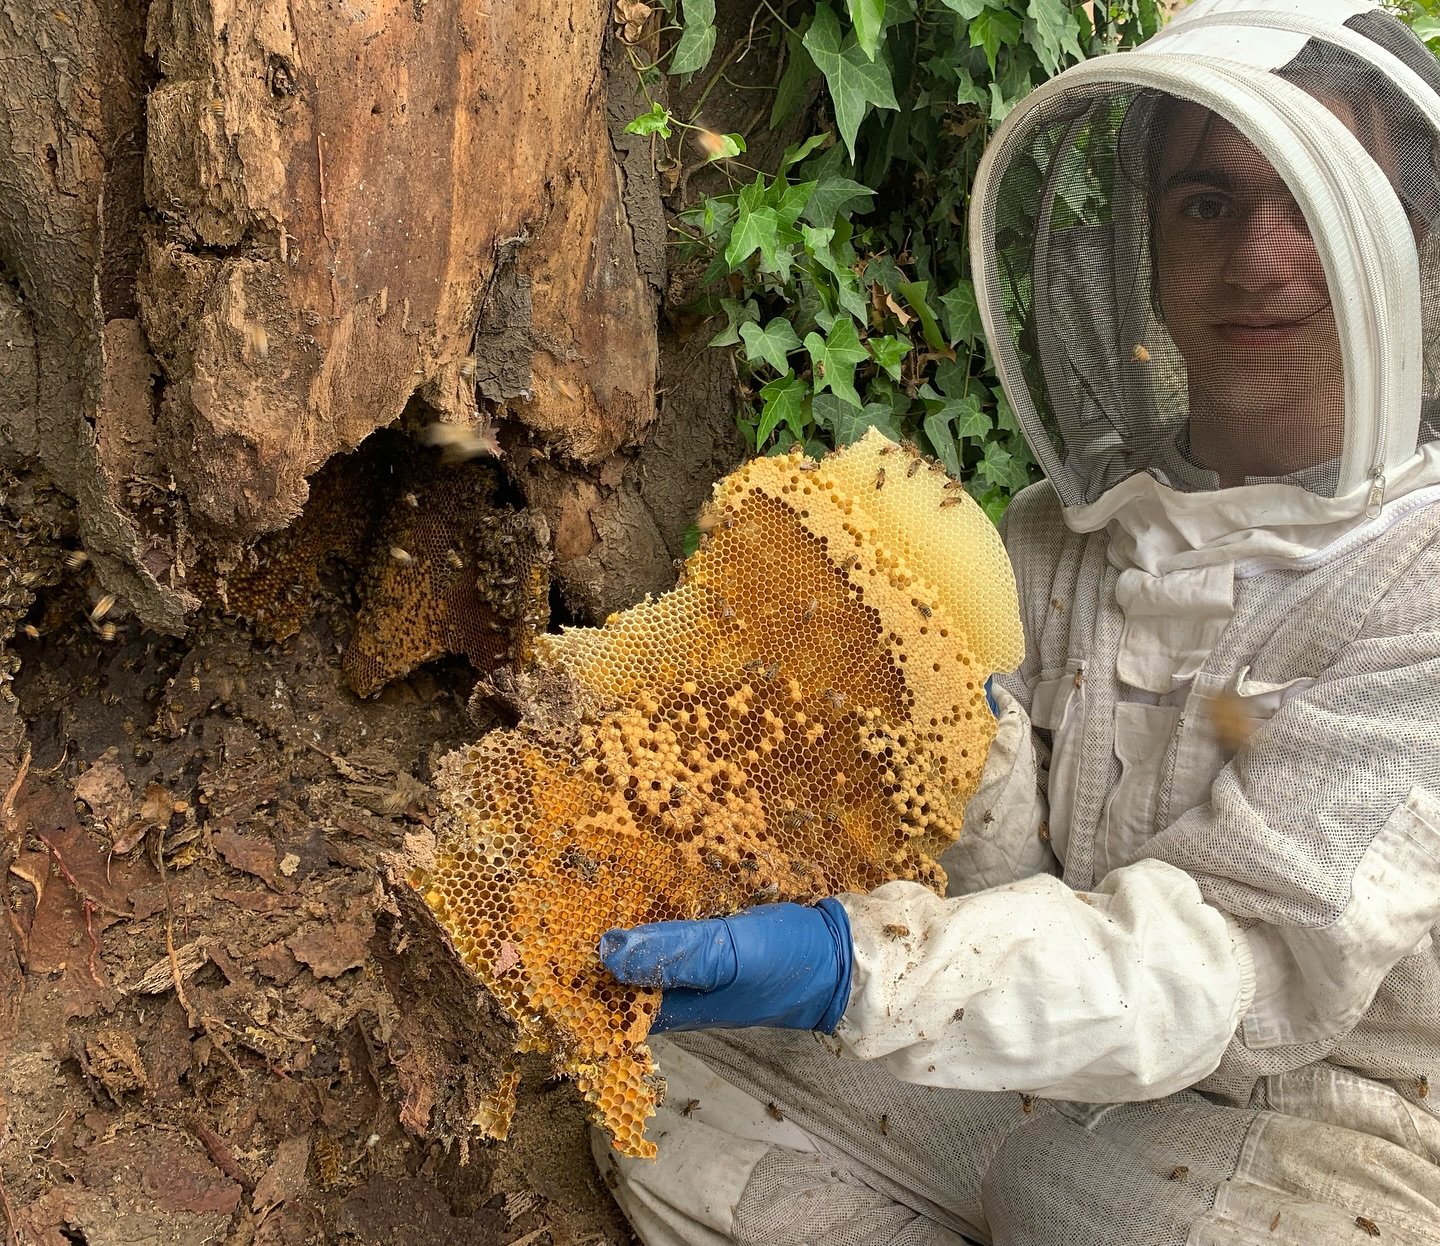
[708,297,759,348]
[975,437,1015,488]
[895,279,947,352]
[726,207,785,273]
[813,394,902,445]
[1026,0,1083,76]
[868,334,911,381]
[624,102,673,138]
[989,81,1018,124]
[938,0,991,17]
[954,67,987,107]
[924,390,990,442]
[772,30,820,129]
[775,180,818,230]
[803,226,869,325]
[802,3,900,159]
[846,0,886,60]
[992,384,1024,437]
[802,175,876,228]
[781,132,831,169]
[670,0,717,76]
[939,280,984,346]
[804,318,870,407]
[697,196,736,240]
[969,8,1022,76]
[757,373,810,445]
[921,408,964,476]
[740,317,803,374]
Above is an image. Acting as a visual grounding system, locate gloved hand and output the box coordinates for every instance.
[599,899,853,1034]
[985,675,998,716]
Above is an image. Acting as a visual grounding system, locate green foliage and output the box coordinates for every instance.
[640,2,1439,520]
[1391,0,1440,50]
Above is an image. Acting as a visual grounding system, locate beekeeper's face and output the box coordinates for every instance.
[1153,101,1344,483]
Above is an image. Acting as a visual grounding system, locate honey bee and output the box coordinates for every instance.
[208,98,225,116]
[800,599,818,622]
[245,322,269,360]
[765,1102,785,1122]
[64,550,89,570]
[680,1099,701,1118]
[878,1114,890,1136]
[1168,1165,1189,1181]
[90,594,115,622]
[881,923,910,939]
[939,496,963,508]
[561,846,600,882]
[1132,343,1151,362]
[1020,1094,1036,1115]
[1206,690,1256,755]
[404,491,420,509]
[1355,1216,1381,1238]
[445,548,464,569]
[906,458,923,478]
[1418,1075,1430,1099]
[916,602,932,619]
[874,468,886,490]
[389,546,414,565]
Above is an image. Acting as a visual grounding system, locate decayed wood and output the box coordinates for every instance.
[140,0,658,553]
[0,0,659,629]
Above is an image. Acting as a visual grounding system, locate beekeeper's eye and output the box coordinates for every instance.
[1178,192,1234,223]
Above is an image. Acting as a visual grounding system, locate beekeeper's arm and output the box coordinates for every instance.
[603,589,1440,1102]
[937,679,1059,896]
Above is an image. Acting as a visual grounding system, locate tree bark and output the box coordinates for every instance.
[0,1,752,1241]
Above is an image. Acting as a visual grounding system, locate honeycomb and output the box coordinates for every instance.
[211,436,550,697]
[413,429,1023,1157]
[340,461,550,697]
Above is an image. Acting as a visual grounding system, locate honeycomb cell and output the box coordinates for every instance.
[414,430,1023,1159]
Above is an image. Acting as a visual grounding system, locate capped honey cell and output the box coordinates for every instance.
[413,429,1023,1158]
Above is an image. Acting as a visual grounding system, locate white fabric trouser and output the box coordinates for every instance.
[593,1032,1440,1246]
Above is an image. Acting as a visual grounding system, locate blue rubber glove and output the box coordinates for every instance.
[985,675,999,716]
[599,900,853,1034]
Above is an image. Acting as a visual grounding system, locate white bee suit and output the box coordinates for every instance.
[599,2,1440,1242]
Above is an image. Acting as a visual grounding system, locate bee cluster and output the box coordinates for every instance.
[0,478,78,701]
[210,433,550,698]
[412,430,1023,1158]
[341,459,550,698]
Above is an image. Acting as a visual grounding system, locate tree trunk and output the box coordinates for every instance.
[0,0,747,1241]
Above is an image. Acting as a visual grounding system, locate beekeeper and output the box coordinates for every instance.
[594,2,1440,1242]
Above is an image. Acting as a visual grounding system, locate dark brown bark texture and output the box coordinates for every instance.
[0,0,728,632]
[0,0,751,1241]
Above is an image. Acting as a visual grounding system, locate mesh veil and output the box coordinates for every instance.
[972,3,1440,511]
